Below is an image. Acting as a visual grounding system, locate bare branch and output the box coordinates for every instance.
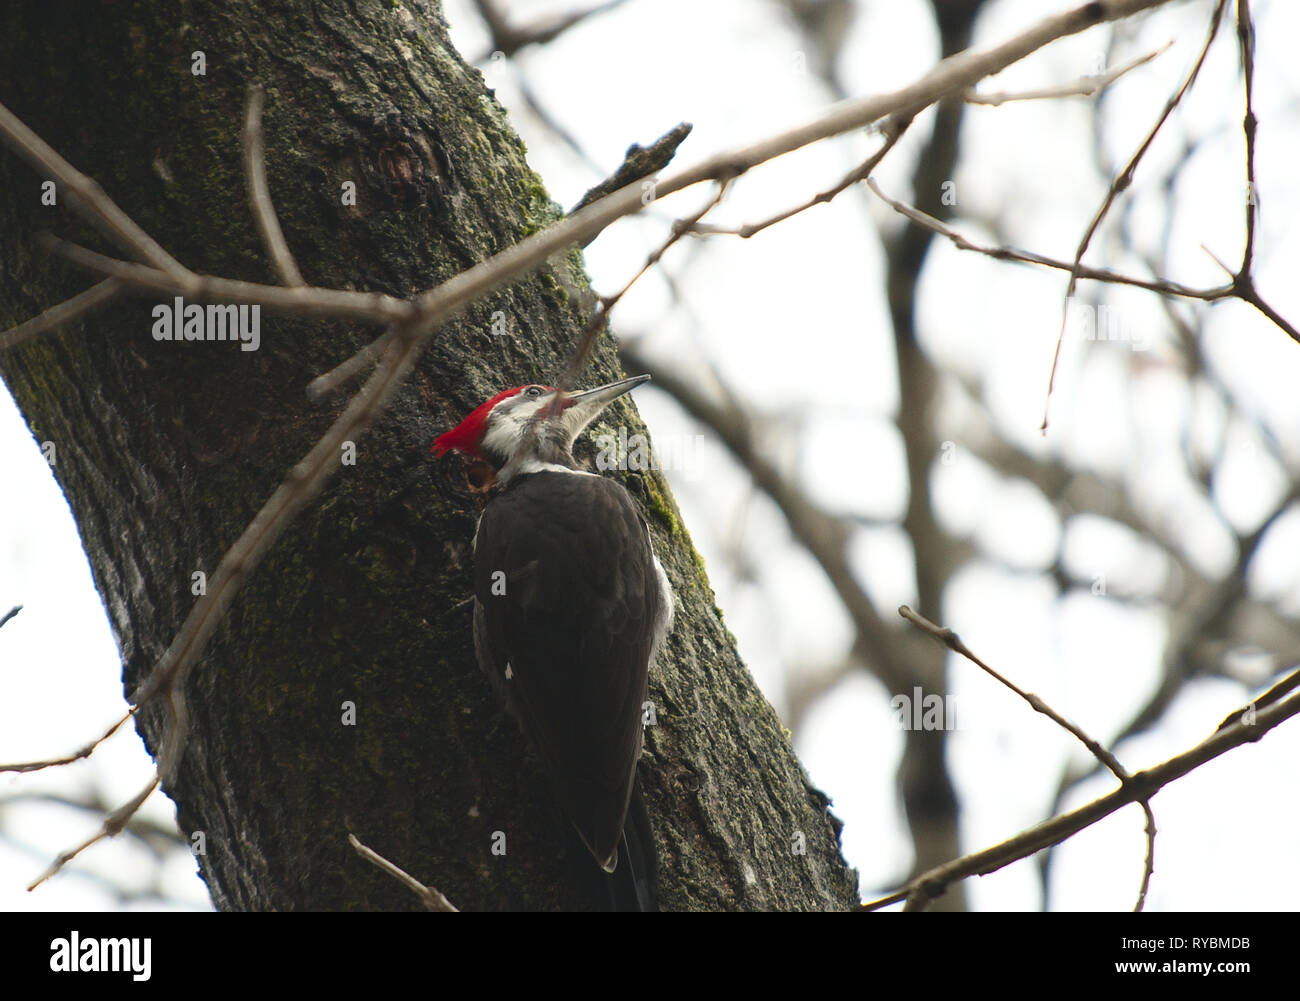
[348,833,459,912]
[866,176,1231,301]
[899,605,1157,911]
[40,234,410,326]
[306,326,397,400]
[1208,2,1300,344]
[0,0,1185,887]
[1043,0,1230,432]
[19,1,1179,405]
[130,335,421,719]
[899,607,1131,783]
[1235,284,1300,343]
[0,707,136,775]
[1201,240,1300,344]
[403,0,1180,350]
[863,690,1300,911]
[28,772,160,891]
[472,0,630,59]
[570,123,694,217]
[24,695,184,889]
[1236,0,1258,277]
[964,40,1172,105]
[1217,665,1300,732]
[557,180,731,393]
[0,101,191,281]
[693,114,910,240]
[0,279,122,351]
[242,83,304,287]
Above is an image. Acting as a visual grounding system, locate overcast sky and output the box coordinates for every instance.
[3,0,1299,911]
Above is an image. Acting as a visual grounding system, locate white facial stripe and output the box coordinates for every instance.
[481,394,554,459]
[480,415,524,460]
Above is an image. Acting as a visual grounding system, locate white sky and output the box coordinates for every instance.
[3,0,1299,911]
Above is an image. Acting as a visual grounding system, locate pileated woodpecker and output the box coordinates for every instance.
[432,374,673,909]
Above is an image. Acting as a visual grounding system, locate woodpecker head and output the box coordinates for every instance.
[432,374,650,485]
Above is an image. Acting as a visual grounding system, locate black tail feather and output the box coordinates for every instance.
[609,776,658,912]
[568,776,659,911]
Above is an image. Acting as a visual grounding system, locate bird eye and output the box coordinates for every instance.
[525,386,542,397]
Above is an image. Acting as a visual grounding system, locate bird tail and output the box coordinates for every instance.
[607,776,659,912]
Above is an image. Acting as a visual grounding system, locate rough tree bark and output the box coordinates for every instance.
[0,0,858,909]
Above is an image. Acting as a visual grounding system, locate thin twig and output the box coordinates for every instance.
[471,0,629,60]
[1202,241,1300,344]
[964,41,1172,105]
[1216,665,1300,732]
[129,335,421,713]
[0,707,136,775]
[899,606,1157,911]
[1210,0,1299,343]
[866,177,1232,301]
[242,83,304,287]
[0,280,122,351]
[0,0,1182,886]
[1042,0,1229,432]
[1236,0,1257,278]
[348,833,459,911]
[693,114,911,240]
[899,607,1129,784]
[862,690,1300,911]
[27,776,161,891]
[0,102,191,282]
[39,234,410,325]
[306,327,398,400]
[36,335,421,887]
[317,0,1182,386]
[556,180,732,393]
[26,715,177,891]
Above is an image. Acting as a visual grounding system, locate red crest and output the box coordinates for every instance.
[430,386,529,459]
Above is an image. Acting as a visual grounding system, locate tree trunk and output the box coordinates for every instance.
[0,0,858,910]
